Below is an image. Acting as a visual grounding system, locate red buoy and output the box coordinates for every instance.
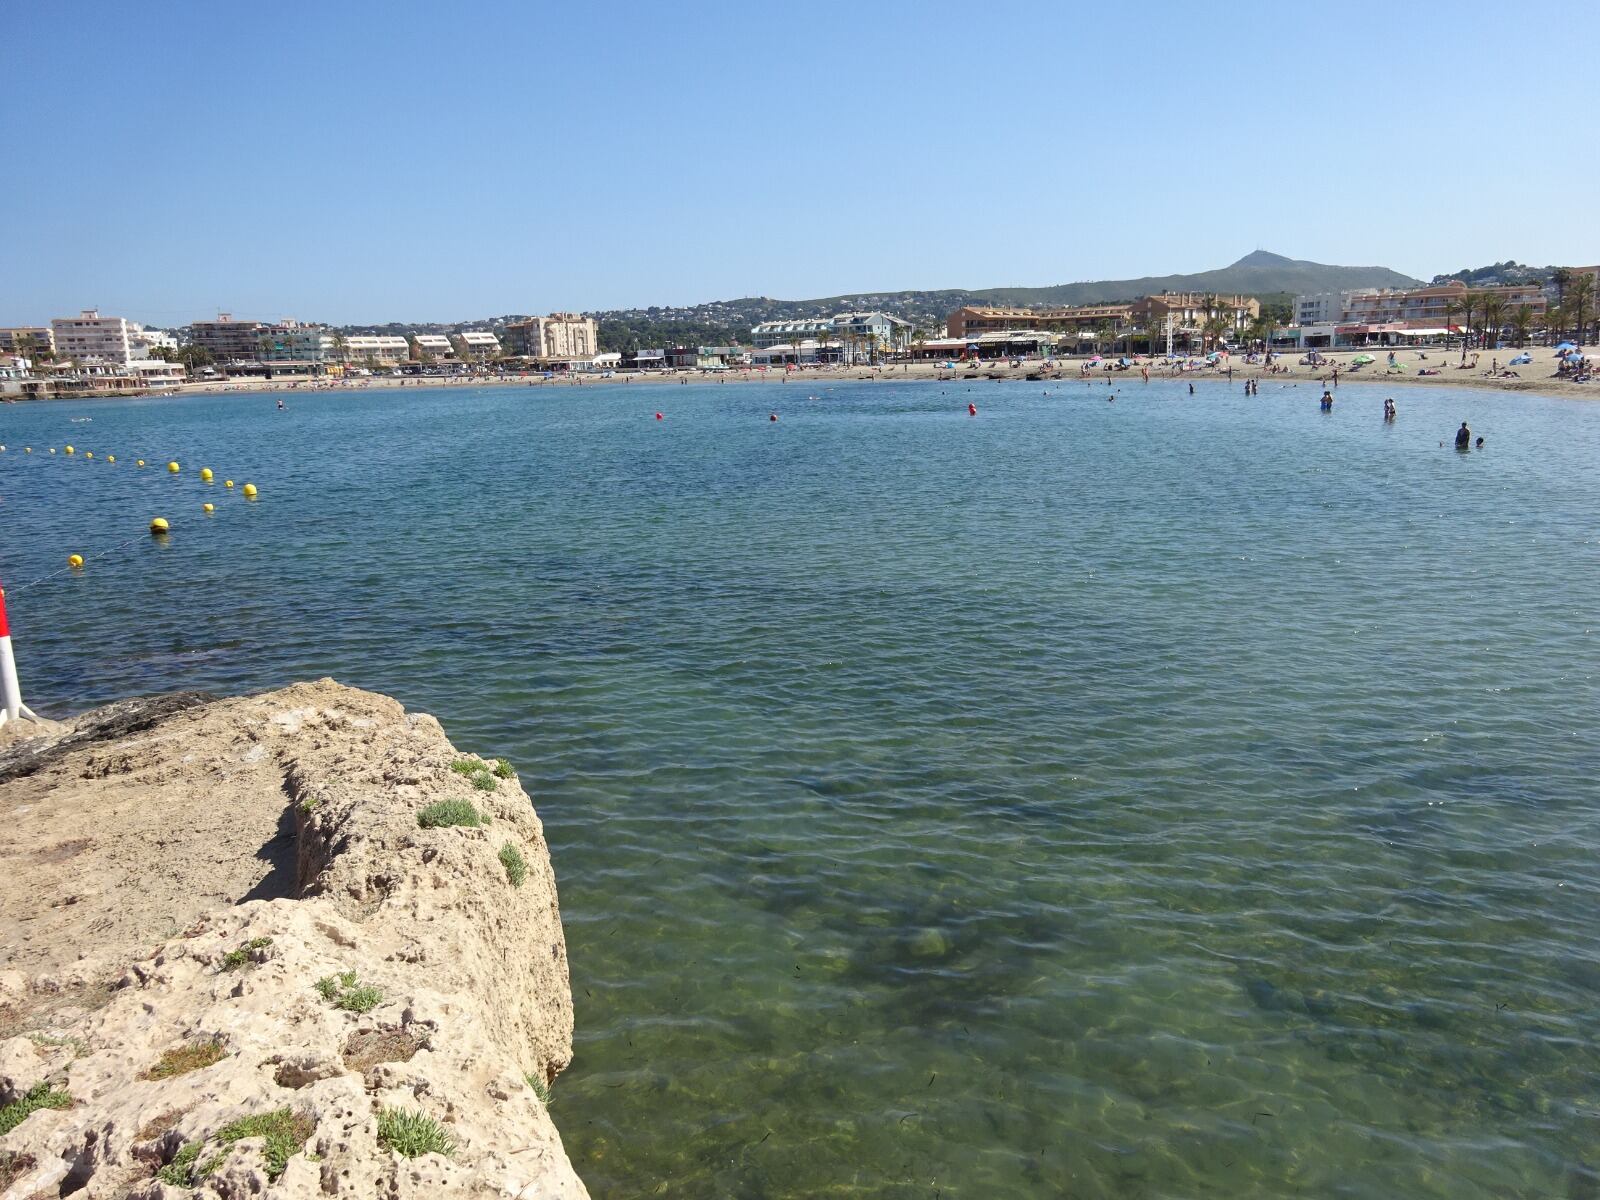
[654,412,663,420]
[769,413,778,422]
[967,403,977,416]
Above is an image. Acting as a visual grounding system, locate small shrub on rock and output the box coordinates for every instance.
[145,1039,227,1080]
[220,936,273,971]
[449,757,499,791]
[376,1106,456,1159]
[524,1072,552,1106]
[213,1107,314,1180]
[313,970,383,1014]
[417,799,483,828]
[499,843,527,887]
[492,757,516,780]
[0,1083,72,1136]
[155,1141,201,1185]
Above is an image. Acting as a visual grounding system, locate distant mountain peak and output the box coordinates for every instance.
[1230,250,1298,268]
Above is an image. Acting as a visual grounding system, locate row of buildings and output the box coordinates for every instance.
[0,311,601,389]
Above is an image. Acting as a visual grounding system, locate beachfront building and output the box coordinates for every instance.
[456,330,501,359]
[1295,293,1341,326]
[1129,293,1260,334]
[832,312,913,358]
[188,314,274,363]
[1341,282,1545,327]
[341,335,410,366]
[258,323,330,367]
[500,313,599,360]
[51,310,140,366]
[946,304,1134,341]
[129,360,187,387]
[411,334,455,360]
[0,327,56,358]
[750,318,835,349]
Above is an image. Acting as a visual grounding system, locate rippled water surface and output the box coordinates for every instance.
[4,379,1600,1197]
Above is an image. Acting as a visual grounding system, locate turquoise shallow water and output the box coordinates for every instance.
[3,379,1600,1197]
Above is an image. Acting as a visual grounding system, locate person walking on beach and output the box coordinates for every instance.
[1455,421,1472,449]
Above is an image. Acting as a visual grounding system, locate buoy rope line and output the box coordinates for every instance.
[6,530,151,597]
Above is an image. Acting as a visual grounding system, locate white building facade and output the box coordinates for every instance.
[51,310,138,366]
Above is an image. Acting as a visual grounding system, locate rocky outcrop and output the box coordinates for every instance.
[0,680,587,1198]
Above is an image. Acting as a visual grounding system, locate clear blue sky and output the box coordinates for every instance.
[3,0,1594,327]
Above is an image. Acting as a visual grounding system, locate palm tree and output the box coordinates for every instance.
[1480,294,1505,351]
[1569,274,1594,348]
[1510,305,1534,348]
[14,333,37,377]
[1446,292,1479,362]
[1551,267,1573,313]
[1544,304,1565,347]
[1094,320,1114,355]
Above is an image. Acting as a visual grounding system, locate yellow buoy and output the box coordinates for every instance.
[224,479,234,488]
[200,467,214,482]
[107,455,115,463]
[137,459,146,467]
[66,445,75,455]
[68,554,84,569]
[242,483,258,498]
[203,502,215,513]
[85,452,94,459]
[150,517,170,534]
[25,448,31,454]
[167,461,180,474]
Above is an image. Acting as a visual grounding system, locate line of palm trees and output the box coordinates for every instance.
[1444,272,1593,362]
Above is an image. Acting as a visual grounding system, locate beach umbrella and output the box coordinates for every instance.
[1509,353,1532,364]
[1352,354,1375,364]
[1554,341,1577,351]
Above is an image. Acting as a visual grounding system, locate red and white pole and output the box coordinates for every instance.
[0,580,40,728]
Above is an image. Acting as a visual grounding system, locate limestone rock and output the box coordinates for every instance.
[0,680,588,1198]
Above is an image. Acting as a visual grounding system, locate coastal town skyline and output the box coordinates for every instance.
[3,0,1595,324]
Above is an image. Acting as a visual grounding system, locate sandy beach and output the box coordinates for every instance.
[14,347,1594,403]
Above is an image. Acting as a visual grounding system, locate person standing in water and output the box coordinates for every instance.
[1455,421,1471,449]
[1383,398,1396,421]
[1320,390,1334,411]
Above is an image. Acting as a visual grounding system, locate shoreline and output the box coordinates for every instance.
[8,349,1594,403]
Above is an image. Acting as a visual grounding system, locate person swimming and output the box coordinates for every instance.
[1455,421,1471,449]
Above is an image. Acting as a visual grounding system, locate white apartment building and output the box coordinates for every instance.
[457,330,501,357]
[342,335,410,364]
[752,312,912,357]
[412,334,455,358]
[131,325,178,354]
[51,310,139,366]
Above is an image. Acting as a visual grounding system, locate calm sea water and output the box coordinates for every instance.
[3,378,1599,1198]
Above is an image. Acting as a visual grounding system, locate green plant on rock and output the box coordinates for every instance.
[145,1038,227,1080]
[499,843,527,887]
[492,757,516,780]
[0,1083,72,1136]
[449,757,499,791]
[524,1072,552,1106]
[417,798,484,828]
[220,936,273,971]
[212,1107,314,1180]
[376,1106,456,1159]
[156,1141,201,1185]
[313,970,383,1014]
